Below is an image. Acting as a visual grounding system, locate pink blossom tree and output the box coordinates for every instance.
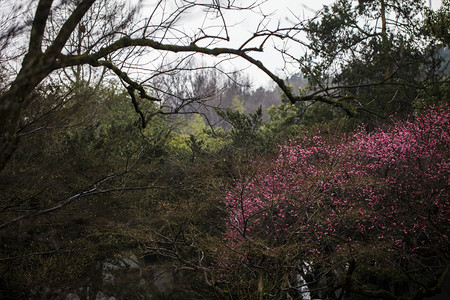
[214,106,449,299]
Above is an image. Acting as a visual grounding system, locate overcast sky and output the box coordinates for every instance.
[141,0,443,88]
[229,0,444,88]
[1,0,444,90]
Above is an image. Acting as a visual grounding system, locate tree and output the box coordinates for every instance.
[0,0,338,172]
[0,1,320,296]
[1,0,447,297]
[216,106,449,299]
[423,0,450,47]
[0,81,174,297]
[298,0,449,123]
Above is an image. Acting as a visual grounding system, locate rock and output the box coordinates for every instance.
[102,271,115,284]
[95,291,107,300]
[65,293,80,300]
[123,257,140,269]
[103,260,125,271]
[153,268,174,291]
[95,291,116,300]
[102,259,127,284]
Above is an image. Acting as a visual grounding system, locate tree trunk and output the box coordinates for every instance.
[0,61,51,171]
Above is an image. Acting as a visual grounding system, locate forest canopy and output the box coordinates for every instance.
[0,0,448,299]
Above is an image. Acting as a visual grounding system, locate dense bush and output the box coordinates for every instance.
[216,106,449,299]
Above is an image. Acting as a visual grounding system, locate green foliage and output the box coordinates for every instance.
[168,113,229,160]
[216,106,264,149]
[300,0,449,123]
[0,81,174,297]
[423,0,450,47]
[2,2,449,298]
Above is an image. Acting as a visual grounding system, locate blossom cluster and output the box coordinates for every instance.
[221,106,449,272]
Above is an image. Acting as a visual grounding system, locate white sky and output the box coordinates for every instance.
[223,0,444,88]
[2,0,442,89]
[218,0,332,87]
[139,0,443,89]
[158,0,337,88]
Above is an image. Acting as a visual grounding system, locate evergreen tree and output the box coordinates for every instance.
[300,0,449,123]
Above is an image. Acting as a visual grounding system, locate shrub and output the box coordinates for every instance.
[215,106,449,299]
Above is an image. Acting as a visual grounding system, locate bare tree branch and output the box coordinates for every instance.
[0,170,181,230]
[27,0,54,57]
[45,0,96,58]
